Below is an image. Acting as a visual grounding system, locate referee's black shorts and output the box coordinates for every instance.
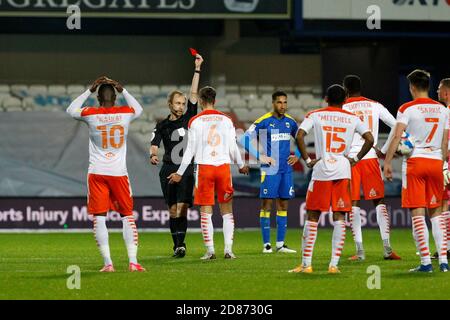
[159,163,194,208]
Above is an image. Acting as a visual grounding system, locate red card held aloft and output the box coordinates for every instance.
[189,48,198,56]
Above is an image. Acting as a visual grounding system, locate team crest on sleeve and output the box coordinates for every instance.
[286,122,290,129]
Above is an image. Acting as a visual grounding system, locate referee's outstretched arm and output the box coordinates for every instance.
[189,54,204,105]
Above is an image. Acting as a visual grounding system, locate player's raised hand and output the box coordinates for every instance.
[104,78,124,93]
[195,54,204,70]
[287,155,299,166]
[89,76,108,92]
[383,163,393,182]
[239,165,249,175]
[168,173,182,184]
[260,155,276,166]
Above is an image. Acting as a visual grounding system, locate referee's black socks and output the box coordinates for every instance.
[169,217,178,251]
[177,216,188,248]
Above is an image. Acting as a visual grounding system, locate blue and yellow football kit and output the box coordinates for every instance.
[241,112,299,246]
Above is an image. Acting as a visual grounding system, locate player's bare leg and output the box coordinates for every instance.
[374,198,401,260]
[172,203,189,258]
[260,199,273,253]
[289,210,320,273]
[409,208,433,272]
[275,199,296,253]
[94,213,115,272]
[220,201,236,259]
[348,200,365,261]
[121,214,145,272]
[200,205,216,260]
[329,212,347,273]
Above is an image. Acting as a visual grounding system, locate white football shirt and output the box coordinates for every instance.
[299,106,369,181]
[343,96,396,159]
[396,97,449,160]
[66,88,143,176]
[176,109,244,176]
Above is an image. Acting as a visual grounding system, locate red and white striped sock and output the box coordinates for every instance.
[201,212,215,253]
[412,216,431,266]
[442,211,450,251]
[93,216,112,266]
[222,213,234,253]
[431,215,448,264]
[330,220,346,267]
[349,206,363,251]
[376,204,391,251]
[122,216,138,264]
[302,220,318,267]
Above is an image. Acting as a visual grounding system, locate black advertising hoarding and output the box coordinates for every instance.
[0,197,411,230]
[0,0,291,19]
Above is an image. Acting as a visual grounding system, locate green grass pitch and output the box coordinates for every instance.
[0,229,449,300]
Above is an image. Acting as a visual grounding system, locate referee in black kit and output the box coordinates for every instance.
[150,52,204,258]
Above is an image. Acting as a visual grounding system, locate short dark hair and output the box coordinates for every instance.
[272,90,287,102]
[343,75,361,95]
[326,84,347,106]
[199,86,216,105]
[98,84,116,102]
[440,78,450,89]
[407,69,430,91]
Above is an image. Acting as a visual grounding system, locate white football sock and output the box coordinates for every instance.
[330,220,346,267]
[412,216,431,266]
[349,207,364,253]
[201,212,215,253]
[302,220,318,267]
[93,216,112,266]
[431,216,448,265]
[222,213,234,253]
[122,216,138,264]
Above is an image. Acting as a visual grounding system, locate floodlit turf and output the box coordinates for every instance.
[0,229,449,300]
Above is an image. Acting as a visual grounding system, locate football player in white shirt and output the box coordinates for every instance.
[342,75,401,261]
[67,76,145,272]
[384,70,449,273]
[168,86,249,260]
[433,78,450,260]
[290,85,374,274]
